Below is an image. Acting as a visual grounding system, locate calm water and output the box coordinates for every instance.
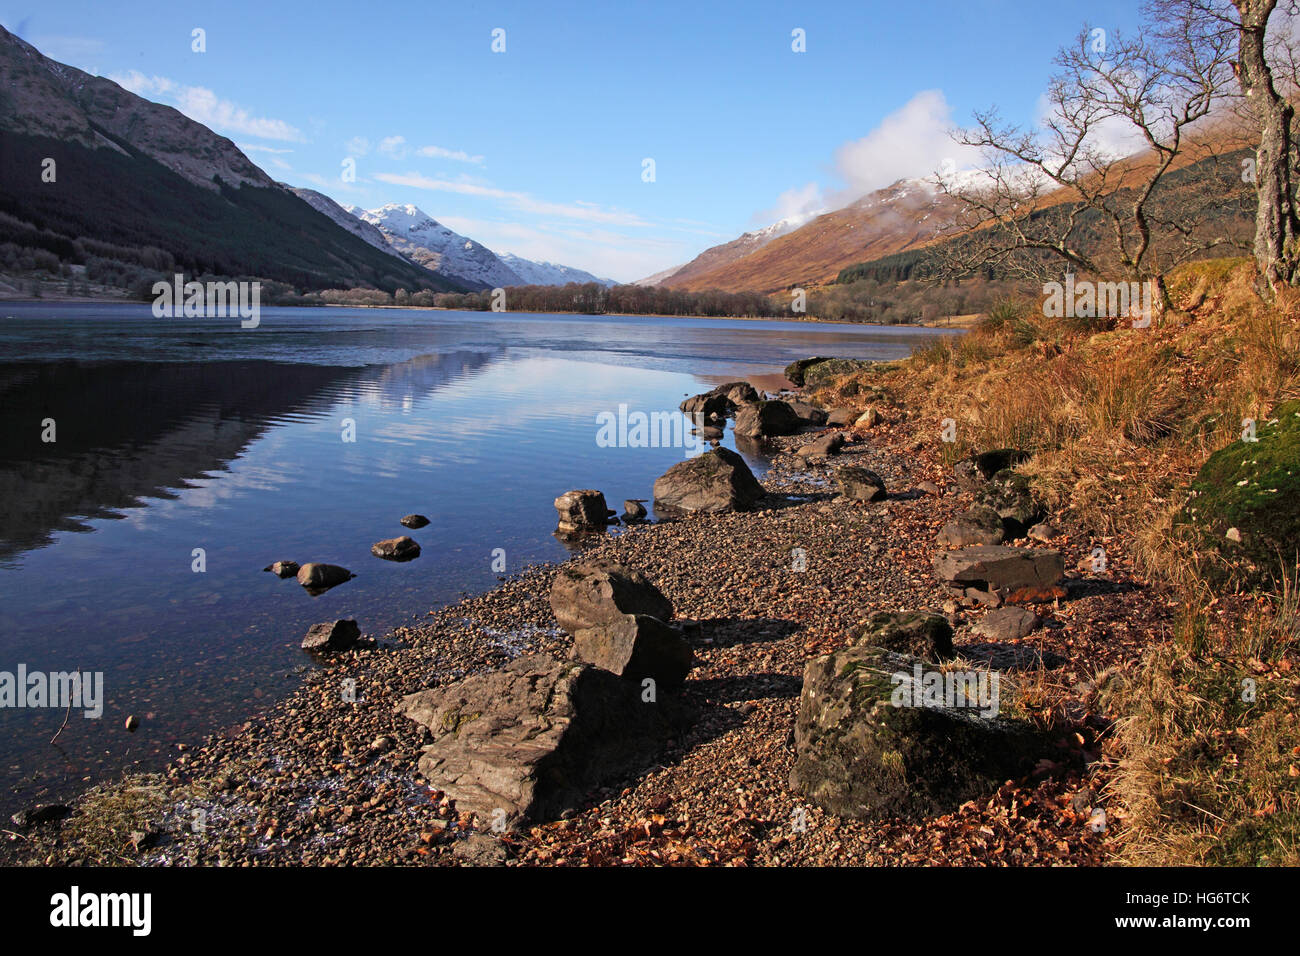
[0,302,952,814]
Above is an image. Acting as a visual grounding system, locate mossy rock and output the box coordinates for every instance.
[1179,400,1300,589]
[789,646,1047,820]
[852,611,953,662]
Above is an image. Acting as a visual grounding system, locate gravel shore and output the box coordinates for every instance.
[5,404,1172,867]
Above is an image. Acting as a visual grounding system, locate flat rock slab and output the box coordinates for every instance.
[396,653,691,828]
[932,546,1064,601]
[970,606,1041,642]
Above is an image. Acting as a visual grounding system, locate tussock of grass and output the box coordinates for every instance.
[813,257,1300,864]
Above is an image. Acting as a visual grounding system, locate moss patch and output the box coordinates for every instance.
[1180,400,1300,589]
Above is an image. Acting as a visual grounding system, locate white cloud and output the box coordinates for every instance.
[373,172,647,226]
[345,136,370,157]
[417,144,485,164]
[755,181,825,229]
[829,89,980,206]
[378,135,408,158]
[109,71,303,141]
[239,143,293,155]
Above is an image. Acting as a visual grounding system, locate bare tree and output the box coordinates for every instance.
[937,8,1239,309]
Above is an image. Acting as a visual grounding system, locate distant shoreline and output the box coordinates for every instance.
[0,293,968,330]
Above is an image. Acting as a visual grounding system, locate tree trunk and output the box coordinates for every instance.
[1235,0,1300,289]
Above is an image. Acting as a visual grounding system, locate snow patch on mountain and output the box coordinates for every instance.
[497,253,615,287]
[355,203,519,290]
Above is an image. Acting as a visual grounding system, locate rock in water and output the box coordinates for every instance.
[295,563,354,593]
[553,489,609,535]
[734,400,802,438]
[301,619,361,652]
[936,504,1006,547]
[263,560,300,579]
[932,545,1065,601]
[679,390,732,423]
[371,535,421,561]
[835,465,886,501]
[573,614,693,687]
[623,499,648,523]
[717,381,759,406]
[549,560,674,634]
[789,645,1047,819]
[652,447,765,515]
[396,653,691,828]
[400,514,430,529]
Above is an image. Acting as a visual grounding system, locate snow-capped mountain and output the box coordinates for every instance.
[353,203,520,290]
[497,253,615,287]
[287,188,397,255]
[635,215,804,287]
[348,203,618,290]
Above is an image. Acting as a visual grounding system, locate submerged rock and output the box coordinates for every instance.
[295,563,354,593]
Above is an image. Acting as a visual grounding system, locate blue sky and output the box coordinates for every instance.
[4,1,1146,281]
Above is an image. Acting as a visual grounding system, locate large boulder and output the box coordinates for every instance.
[789,645,1048,819]
[784,357,833,387]
[295,563,354,593]
[936,504,1006,548]
[734,400,802,438]
[786,401,828,426]
[554,489,609,535]
[835,465,886,501]
[852,611,953,662]
[1178,400,1300,589]
[652,447,765,514]
[396,653,690,828]
[932,545,1065,601]
[549,561,674,634]
[573,614,693,687]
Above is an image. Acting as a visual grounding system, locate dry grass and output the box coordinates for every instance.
[812,257,1300,865]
